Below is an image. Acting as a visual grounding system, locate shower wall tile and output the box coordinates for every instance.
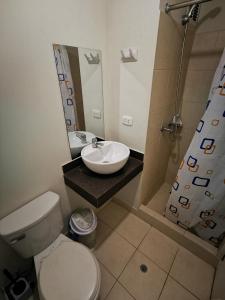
[154,12,183,70]
[166,14,225,185]
[191,31,218,53]
[196,0,225,34]
[181,102,206,130]
[189,32,222,71]
[141,1,186,204]
[182,69,214,104]
[216,30,225,50]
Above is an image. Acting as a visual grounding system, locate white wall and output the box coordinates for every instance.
[106,0,160,152]
[0,0,107,287]
[0,0,161,289]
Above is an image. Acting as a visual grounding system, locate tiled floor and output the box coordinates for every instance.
[95,201,215,300]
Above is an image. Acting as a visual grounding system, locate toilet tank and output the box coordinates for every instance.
[0,191,64,258]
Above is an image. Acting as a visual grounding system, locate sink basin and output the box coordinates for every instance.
[68,131,95,158]
[81,141,130,174]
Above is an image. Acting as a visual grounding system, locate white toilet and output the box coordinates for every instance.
[0,191,101,300]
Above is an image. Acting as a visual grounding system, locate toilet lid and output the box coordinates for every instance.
[39,241,100,300]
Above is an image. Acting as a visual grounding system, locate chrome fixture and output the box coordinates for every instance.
[160,115,183,134]
[182,3,200,25]
[165,0,212,14]
[92,137,104,148]
[165,0,214,25]
[76,132,87,144]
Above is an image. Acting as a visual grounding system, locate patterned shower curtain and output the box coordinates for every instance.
[165,49,225,247]
[54,45,79,131]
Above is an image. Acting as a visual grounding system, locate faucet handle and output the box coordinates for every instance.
[92,137,97,143]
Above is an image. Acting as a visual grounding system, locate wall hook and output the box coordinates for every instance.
[121,47,138,62]
[84,52,100,64]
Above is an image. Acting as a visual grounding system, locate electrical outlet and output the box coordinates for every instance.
[122,115,133,126]
[92,109,101,119]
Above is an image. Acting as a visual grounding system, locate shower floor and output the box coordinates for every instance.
[139,182,218,267]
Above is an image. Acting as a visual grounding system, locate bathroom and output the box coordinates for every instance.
[0,0,225,299]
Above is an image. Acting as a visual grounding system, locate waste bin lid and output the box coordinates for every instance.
[70,208,96,232]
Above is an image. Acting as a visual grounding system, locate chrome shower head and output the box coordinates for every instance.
[182,3,200,25]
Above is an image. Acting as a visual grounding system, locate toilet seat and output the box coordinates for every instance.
[38,239,101,300]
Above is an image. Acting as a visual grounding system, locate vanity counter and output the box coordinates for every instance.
[62,150,143,207]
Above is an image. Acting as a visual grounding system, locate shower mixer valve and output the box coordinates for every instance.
[160,115,183,134]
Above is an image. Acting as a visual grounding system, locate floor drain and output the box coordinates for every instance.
[140,264,148,273]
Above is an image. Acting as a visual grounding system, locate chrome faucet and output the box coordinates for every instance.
[92,137,104,148]
[76,132,87,144]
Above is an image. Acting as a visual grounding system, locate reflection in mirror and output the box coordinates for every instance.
[53,44,104,159]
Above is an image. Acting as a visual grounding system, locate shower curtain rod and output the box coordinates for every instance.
[165,0,212,13]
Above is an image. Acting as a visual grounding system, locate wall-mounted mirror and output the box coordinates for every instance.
[53,44,104,159]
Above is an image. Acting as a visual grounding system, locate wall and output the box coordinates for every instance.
[106,0,160,152]
[140,0,189,204]
[0,0,107,288]
[0,0,162,288]
[166,0,225,183]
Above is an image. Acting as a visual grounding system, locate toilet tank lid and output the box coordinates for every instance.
[0,191,60,237]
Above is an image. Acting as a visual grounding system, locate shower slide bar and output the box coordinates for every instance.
[165,0,212,13]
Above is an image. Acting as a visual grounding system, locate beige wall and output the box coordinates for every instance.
[0,0,161,288]
[141,1,188,203]
[0,0,108,287]
[166,0,225,183]
[106,0,160,152]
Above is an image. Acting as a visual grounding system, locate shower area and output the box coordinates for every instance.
[140,0,225,262]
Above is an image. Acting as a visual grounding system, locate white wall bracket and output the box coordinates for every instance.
[121,47,138,63]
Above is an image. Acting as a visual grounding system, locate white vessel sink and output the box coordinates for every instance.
[68,131,95,157]
[81,141,130,174]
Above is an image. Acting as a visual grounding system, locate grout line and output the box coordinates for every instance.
[115,221,151,249]
[157,249,178,300]
[168,248,202,300]
[209,266,217,300]
[103,279,117,300]
[137,241,177,274]
[98,208,151,250]
[114,280,136,300]
[168,275,201,300]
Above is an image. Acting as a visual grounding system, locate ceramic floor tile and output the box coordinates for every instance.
[95,232,135,278]
[98,262,116,300]
[119,250,167,300]
[106,282,134,300]
[170,247,215,300]
[159,276,198,300]
[97,202,128,228]
[95,219,112,249]
[139,227,178,272]
[116,213,151,247]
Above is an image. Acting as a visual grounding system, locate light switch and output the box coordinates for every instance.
[122,115,133,126]
[92,109,101,119]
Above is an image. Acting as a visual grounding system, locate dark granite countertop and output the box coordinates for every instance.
[62,150,144,207]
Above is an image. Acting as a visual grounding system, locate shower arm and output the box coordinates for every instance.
[165,0,212,13]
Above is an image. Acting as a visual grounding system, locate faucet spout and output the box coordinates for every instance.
[92,137,104,148]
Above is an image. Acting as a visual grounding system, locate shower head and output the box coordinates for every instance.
[182,3,200,25]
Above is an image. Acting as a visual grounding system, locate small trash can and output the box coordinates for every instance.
[68,207,97,248]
